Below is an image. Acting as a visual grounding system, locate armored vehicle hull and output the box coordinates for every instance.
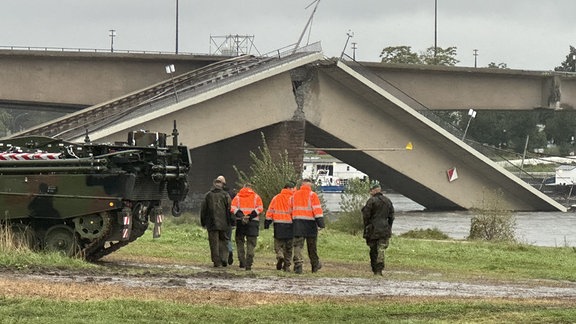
[0,122,190,260]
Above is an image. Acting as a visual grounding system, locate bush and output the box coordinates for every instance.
[467,189,517,243]
[399,228,451,240]
[330,178,369,236]
[468,212,517,242]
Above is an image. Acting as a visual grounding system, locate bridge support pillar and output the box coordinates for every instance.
[188,120,305,207]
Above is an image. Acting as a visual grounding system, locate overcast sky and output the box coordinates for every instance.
[1,0,575,70]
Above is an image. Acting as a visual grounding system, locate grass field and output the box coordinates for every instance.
[1,214,576,323]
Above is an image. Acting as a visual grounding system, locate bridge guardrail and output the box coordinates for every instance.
[0,45,210,56]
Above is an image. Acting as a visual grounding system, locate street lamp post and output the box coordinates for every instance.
[434,0,438,62]
[109,29,116,53]
[165,64,179,102]
[339,30,353,60]
[175,0,179,54]
[462,108,477,141]
[473,49,478,68]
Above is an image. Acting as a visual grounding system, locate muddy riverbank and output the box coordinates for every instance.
[2,259,576,302]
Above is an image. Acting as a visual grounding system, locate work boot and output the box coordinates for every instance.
[294,264,302,274]
[276,258,284,271]
[311,261,322,273]
[239,261,245,269]
[228,252,234,265]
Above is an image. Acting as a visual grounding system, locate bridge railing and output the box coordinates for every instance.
[0,45,209,56]
[0,43,324,59]
[261,42,323,59]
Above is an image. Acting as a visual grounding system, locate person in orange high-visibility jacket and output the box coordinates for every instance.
[290,179,325,274]
[265,181,296,272]
[230,183,263,271]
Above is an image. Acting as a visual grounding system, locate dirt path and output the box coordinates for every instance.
[2,260,576,302]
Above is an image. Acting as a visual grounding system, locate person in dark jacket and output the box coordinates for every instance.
[361,182,395,275]
[217,175,236,266]
[201,178,233,267]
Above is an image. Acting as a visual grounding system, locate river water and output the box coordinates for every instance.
[322,192,576,248]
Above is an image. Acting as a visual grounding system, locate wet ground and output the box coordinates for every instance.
[2,259,576,302]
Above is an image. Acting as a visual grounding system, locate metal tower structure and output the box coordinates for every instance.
[209,35,261,56]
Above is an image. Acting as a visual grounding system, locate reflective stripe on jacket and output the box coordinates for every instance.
[266,188,294,239]
[291,185,323,220]
[266,189,293,224]
[230,187,264,220]
[291,185,325,237]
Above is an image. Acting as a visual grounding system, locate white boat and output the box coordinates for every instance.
[315,169,345,192]
[303,156,367,192]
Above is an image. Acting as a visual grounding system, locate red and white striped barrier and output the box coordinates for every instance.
[0,153,61,160]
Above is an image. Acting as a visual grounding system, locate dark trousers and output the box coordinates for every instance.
[367,237,389,272]
[236,234,257,267]
[274,238,293,269]
[208,230,228,266]
[227,227,233,252]
[293,236,319,269]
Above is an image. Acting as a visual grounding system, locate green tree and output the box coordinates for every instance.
[380,46,421,64]
[457,110,547,153]
[331,178,370,235]
[420,46,459,66]
[542,110,576,155]
[554,45,576,72]
[233,133,300,208]
[379,45,459,66]
[503,112,542,153]
[466,111,511,147]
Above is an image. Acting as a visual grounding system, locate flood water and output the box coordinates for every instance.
[323,193,576,248]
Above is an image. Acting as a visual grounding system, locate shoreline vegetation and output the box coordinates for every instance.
[1,214,576,322]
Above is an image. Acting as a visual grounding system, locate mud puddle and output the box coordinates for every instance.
[3,263,576,299]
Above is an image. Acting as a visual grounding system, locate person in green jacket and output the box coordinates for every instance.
[201,178,234,267]
[361,182,395,275]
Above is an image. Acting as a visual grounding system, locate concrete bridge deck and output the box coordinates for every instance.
[3,49,566,211]
[3,48,576,113]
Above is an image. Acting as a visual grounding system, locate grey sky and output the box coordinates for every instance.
[1,0,574,70]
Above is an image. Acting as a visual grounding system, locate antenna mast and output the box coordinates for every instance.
[292,0,321,54]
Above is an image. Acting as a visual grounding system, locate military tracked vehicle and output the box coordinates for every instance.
[0,122,190,261]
